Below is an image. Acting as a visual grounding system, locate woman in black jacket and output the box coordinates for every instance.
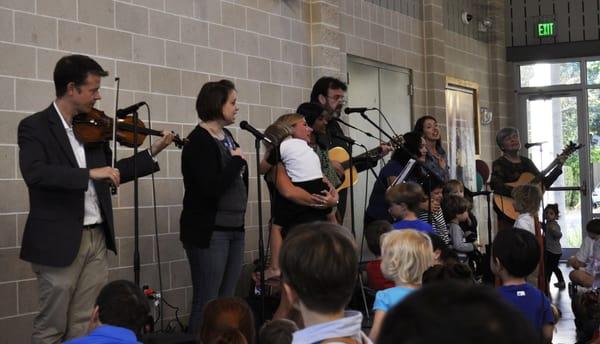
[180,80,248,334]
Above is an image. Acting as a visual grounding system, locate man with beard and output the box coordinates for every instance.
[310,77,392,222]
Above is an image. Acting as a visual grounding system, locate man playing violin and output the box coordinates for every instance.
[18,54,174,344]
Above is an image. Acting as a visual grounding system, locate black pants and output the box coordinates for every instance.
[544,250,565,284]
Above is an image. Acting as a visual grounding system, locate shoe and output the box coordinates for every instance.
[554,281,566,289]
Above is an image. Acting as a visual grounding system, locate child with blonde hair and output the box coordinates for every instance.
[369,230,433,341]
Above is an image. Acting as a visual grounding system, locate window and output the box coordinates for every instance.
[520,62,581,87]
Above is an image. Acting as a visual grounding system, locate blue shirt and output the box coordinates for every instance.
[392,219,434,234]
[63,325,141,344]
[373,286,415,312]
[498,284,554,330]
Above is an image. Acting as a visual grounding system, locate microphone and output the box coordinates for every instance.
[116,102,146,118]
[524,141,547,149]
[240,121,272,144]
[344,107,373,115]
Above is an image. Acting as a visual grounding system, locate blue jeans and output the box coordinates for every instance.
[185,230,245,334]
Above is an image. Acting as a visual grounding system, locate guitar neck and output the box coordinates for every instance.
[341,146,382,169]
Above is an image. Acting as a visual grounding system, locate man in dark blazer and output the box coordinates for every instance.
[18,55,174,344]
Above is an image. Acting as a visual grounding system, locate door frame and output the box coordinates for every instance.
[517,91,587,257]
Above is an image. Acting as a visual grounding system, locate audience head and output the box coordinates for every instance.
[586,218,600,239]
[207,327,248,344]
[259,319,298,344]
[443,179,465,198]
[310,77,347,116]
[386,182,424,219]
[422,263,474,285]
[492,228,540,279]
[380,230,433,285]
[54,54,108,98]
[296,102,328,134]
[196,79,237,124]
[418,178,445,210]
[280,222,357,315]
[511,184,542,215]
[199,297,255,344]
[495,127,520,151]
[413,115,441,148]
[90,280,150,336]
[376,282,539,344]
[365,220,392,257]
[427,233,458,265]
[390,131,427,164]
[442,195,470,222]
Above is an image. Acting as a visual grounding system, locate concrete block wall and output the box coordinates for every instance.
[0,0,511,342]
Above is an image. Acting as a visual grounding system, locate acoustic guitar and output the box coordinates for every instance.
[493,141,582,220]
[328,136,404,192]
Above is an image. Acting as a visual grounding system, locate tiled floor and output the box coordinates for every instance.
[548,263,577,344]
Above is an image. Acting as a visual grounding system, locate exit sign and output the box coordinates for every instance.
[537,21,555,37]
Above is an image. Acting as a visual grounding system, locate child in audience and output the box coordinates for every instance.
[543,203,566,289]
[376,282,539,344]
[199,297,256,344]
[280,222,371,343]
[369,230,433,341]
[512,184,542,234]
[386,182,433,234]
[417,179,449,244]
[442,195,479,263]
[208,327,249,344]
[443,179,478,242]
[428,232,459,265]
[568,219,600,288]
[511,184,545,291]
[492,228,555,343]
[259,319,298,344]
[422,262,474,285]
[364,220,394,291]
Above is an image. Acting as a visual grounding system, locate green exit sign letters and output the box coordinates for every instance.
[537,21,555,37]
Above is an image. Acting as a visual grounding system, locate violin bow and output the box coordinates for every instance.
[111,77,120,194]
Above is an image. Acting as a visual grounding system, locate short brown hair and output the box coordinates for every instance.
[195,79,236,121]
[511,184,542,214]
[54,54,108,97]
[386,182,424,212]
[199,297,255,344]
[280,222,357,314]
[442,195,470,221]
[365,220,392,256]
[443,179,464,196]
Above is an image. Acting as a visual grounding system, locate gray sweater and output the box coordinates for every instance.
[544,220,562,254]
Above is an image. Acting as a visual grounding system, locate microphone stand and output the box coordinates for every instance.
[133,109,140,286]
[254,137,266,324]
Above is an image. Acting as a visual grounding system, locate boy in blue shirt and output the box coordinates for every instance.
[386,182,434,234]
[492,228,555,343]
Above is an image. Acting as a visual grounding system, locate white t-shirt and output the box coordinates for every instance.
[279,138,323,182]
[514,213,535,234]
[576,236,596,265]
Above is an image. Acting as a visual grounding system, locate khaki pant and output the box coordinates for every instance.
[31,227,109,344]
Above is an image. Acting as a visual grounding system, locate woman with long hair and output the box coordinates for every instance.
[414,115,449,181]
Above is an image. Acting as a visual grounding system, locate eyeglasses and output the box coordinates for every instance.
[327,95,347,104]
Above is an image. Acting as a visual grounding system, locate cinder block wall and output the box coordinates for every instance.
[0,0,511,341]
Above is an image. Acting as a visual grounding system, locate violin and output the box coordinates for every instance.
[72,108,188,148]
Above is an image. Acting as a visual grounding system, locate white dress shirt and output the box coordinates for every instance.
[54,102,103,226]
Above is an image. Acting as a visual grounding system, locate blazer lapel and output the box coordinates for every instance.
[47,104,79,167]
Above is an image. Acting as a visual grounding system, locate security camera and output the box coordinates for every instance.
[461,11,473,24]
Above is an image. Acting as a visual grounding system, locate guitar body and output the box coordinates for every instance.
[328,147,358,192]
[493,172,541,220]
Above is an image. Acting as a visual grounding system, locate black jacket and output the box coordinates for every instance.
[180,125,248,248]
[18,104,159,267]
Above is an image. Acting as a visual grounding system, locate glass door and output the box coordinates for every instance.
[521,93,586,253]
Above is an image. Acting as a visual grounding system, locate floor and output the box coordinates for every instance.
[549,263,577,344]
